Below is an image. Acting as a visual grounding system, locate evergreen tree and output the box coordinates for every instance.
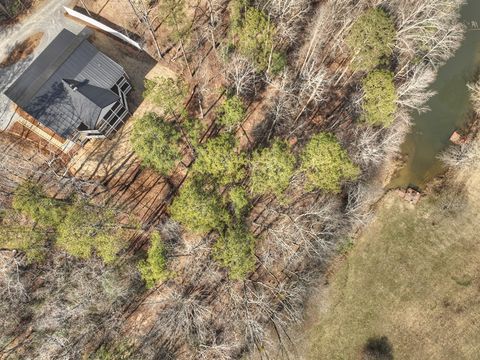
[361,70,397,127]
[5,183,129,264]
[192,133,247,186]
[0,211,48,263]
[213,224,256,280]
[143,76,187,116]
[182,115,204,147]
[301,133,359,192]
[217,95,246,130]
[138,231,171,288]
[170,178,230,234]
[12,181,65,228]
[131,112,182,175]
[250,140,296,197]
[228,186,250,218]
[56,199,126,264]
[346,8,396,72]
[231,6,285,73]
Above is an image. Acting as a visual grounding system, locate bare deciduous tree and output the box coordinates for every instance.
[468,79,480,115]
[396,65,436,113]
[298,62,330,106]
[155,288,213,346]
[258,0,311,46]
[351,126,389,169]
[0,252,27,301]
[225,55,259,97]
[257,72,298,140]
[345,181,383,230]
[439,141,480,171]
[262,197,344,267]
[390,0,465,73]
[126,0,163,59]
[1,254,140,359]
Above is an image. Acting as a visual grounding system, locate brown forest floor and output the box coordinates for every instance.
[67,0,279,224]
[1,0,371,357]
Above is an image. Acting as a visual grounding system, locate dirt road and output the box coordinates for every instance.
[0,0,82,130]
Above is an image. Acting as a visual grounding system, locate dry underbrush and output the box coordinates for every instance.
[0,0,467,359]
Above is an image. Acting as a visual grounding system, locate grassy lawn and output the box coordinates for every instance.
[307,183,480,359]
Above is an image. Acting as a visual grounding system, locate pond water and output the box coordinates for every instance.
[389,0,480,190]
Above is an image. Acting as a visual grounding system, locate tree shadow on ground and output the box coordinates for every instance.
[361,336,394,360]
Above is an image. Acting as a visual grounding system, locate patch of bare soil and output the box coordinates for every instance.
[0,31,42,68]
[79,0,140,41]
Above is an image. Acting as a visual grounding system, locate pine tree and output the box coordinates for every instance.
[301,133,359,192]
[169,178,230,234]
[346,8,396,72]
[131,112,182,175]
[250,140,296,197]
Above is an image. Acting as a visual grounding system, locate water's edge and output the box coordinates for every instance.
[389,0,480,190]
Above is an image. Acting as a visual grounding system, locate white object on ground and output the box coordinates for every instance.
[63,7,142,50]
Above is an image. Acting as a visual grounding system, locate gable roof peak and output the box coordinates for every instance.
[63,78,82,91]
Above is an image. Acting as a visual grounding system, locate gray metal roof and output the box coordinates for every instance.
[4,29,125,139]
[64,78,119,129]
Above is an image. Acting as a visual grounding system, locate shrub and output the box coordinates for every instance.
[301,133,359,192]
[192,133,247,185]
[218,95,246,130]
[138,231,171,288]
[213,225,256,280]
[346,8,396,72]
[131,112,182,175]
[228,186,250,218]
[56,199,125,264]
[362,70,397,127]
[269,51,287,75]
[362,336,394,360]
[12,181,65,228]
[170,178,230,234]
[0,217,48,262]
[93,341,135,360]
[143,76,187,116]
[250,140,296,197]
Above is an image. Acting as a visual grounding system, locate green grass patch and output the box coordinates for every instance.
[307,189,480,359]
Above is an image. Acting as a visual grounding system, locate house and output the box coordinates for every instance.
[4,28,131,151]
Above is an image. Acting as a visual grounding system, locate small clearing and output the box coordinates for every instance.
[305,179,480,359]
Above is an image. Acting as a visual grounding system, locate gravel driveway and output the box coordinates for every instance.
[0,0,82,130]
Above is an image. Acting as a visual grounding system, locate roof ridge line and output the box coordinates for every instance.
[15,31,89,107]
[63,79,119,106]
